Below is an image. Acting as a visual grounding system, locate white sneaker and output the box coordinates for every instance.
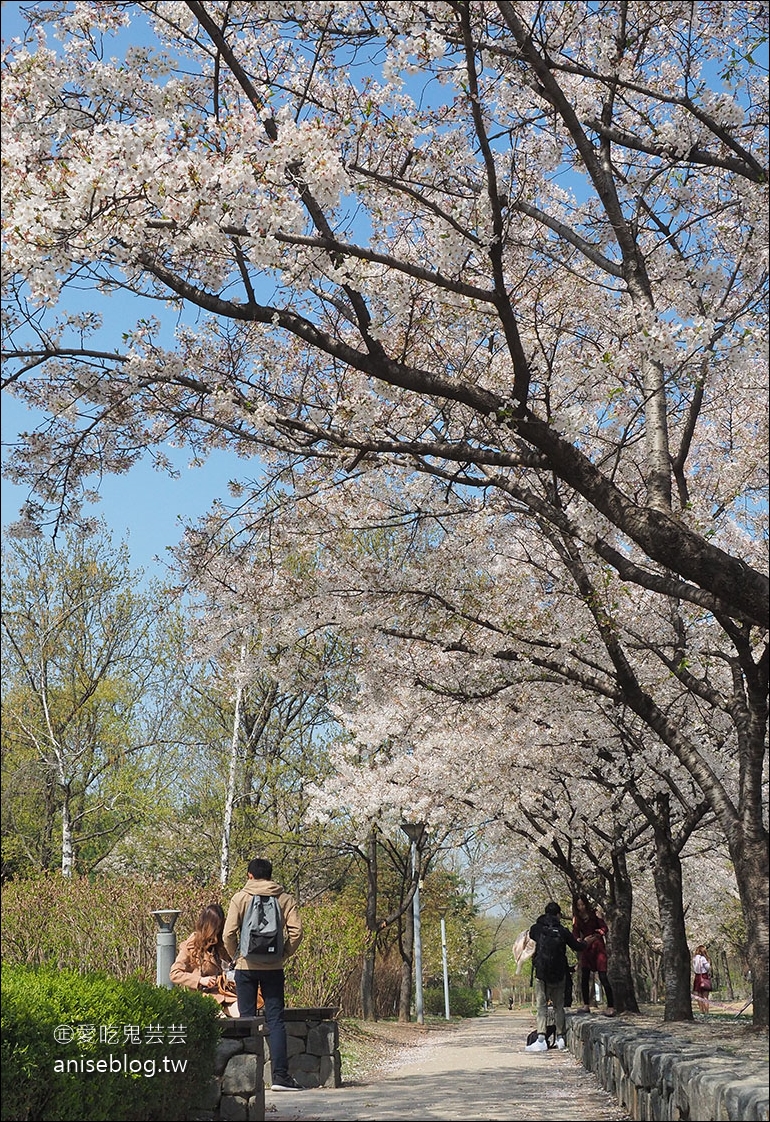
[525,1037,548,1052]
[556,1036,565,1050]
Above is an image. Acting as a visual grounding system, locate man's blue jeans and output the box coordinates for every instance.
[234,968,289,1079]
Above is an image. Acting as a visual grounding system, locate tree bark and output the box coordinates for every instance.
[219,659,244,887]
[730,831,769,1030]
[60,789,74,878]
[605,850,639,1014]
[650,804,694,1021]
[360,827,379,1021]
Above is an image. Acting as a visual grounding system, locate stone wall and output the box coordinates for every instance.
[566,1015,769,1121]
[263,1008,341,1090]
[189,1008,340,1122]
[191,1018,265,1122]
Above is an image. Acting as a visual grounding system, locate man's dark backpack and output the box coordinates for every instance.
[239,894,285,960]
[535,917,567,981]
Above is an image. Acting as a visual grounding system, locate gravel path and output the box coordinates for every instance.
[266,1009,630,1121]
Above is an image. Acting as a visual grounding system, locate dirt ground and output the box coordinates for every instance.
[620,999,767,1062]
[337,1016,451,1083]
[336,998,768,1083]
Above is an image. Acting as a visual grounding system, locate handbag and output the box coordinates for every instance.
[217,972,264,1010]
[701,973,713,993]
[216,973,237,1000]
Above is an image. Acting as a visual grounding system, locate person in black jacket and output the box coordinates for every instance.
[525,901,595,1052]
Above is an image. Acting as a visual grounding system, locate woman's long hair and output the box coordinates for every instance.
[572,893,599,935]
[188,902,226,969]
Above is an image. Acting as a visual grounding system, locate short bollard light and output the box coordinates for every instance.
[151,909,181,989]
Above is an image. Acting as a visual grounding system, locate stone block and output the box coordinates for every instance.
[307,1022,338,1056]
[222,1053,259,1096]
[215,1039,244,1075]
[318,1051,341,1088]
[287,1033,305,1058]
[293,1053,321,1075]
[723,1075,770,1122]
[219,1094,249,1121]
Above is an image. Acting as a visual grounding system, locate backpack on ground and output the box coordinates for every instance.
[526,1003,557,1049]
[240,894,285,960]
[526,1025,556,1048]
[535,917,566,981]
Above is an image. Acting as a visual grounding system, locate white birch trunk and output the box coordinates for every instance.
[61,793,74,877]
[219,648,245,886]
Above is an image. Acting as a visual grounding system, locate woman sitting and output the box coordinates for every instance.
[170,902,239,1017]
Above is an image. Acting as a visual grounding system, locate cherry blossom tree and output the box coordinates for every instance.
[180,451,764,1016]
[1,3,767,1020]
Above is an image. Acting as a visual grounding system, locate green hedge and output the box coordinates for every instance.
[2,876,368,1011]
[423,983,485,1018]
[1,965,221,1121]
[0,876,223,982]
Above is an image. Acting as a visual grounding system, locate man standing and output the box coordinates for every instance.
[525,900,593,1052]
[224,857,304,1091]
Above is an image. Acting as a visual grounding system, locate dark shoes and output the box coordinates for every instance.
[271,1074,303,1091]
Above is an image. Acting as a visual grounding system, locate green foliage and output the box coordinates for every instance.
[1,875,368,1011]
[1,964,220,1121]
[285,896,369,1007]
[423,983,484,1018]
[1,525,189,877]
[0,875,230,982]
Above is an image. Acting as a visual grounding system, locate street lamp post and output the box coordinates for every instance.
[401,822,425,1025]
[151,909,181,989]
[439,909,450,1020]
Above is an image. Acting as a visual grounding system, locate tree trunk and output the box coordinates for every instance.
[360,827,379,1021]
[605,849,639,1014]
[651,813,693,1021]
[220,650,245,886]
[717,948,735,1001]
[60,788,74,877]
[731,830,769,1030]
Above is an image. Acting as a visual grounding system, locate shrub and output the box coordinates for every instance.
[285,897,368,1008]
[0,876,224,982]
[1,874,370,1012]
[423,983,484,1018]
[1,965,221,1121]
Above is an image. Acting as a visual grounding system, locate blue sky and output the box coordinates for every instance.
[1,3,250,580]
[1,396,245,579]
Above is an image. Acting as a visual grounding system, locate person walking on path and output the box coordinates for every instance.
[572,893,615,1016]
[692,944,712,1014]
[526,901,594,1052]
[224,857,304,1091]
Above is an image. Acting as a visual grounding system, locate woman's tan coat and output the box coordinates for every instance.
[170,935,233,1007]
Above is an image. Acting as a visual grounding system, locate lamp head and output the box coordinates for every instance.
[151,909,181,932]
